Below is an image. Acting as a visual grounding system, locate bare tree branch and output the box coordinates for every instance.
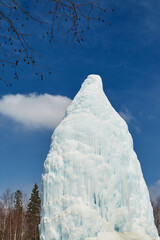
[0,0,113,86]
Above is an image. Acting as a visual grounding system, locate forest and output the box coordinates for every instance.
[0,184,40,240]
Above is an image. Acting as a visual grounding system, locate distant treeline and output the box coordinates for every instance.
[0,183,40,240]
[0,184,160,240]
[153,198,160,236]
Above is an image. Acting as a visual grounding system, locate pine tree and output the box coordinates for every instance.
[26,184,41,240]
[14,190,22,212]
[14,190,24,240]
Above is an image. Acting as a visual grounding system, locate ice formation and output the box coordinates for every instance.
[40,75,159,240]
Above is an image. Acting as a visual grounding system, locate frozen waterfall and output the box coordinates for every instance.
[40,75,159,240]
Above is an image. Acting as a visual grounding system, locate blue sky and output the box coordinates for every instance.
[0,0,160,200]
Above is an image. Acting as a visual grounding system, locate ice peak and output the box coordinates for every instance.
[65,74,109,118]
[86,74,102,83]
[81,74,103,91]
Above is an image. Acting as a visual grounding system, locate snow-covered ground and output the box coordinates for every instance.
[86,231,154,240]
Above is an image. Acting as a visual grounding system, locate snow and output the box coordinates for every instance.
[40,75,159,240]
[86,231,153,240]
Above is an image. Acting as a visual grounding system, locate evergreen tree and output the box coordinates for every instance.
[14,190,24,240]
[26,184,41,240]
[14,190,22,212]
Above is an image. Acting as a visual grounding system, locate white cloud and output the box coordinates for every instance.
[119,108,135,124]
[119,108,141,134]
[0,93,72,129]
[149,180,160,202]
